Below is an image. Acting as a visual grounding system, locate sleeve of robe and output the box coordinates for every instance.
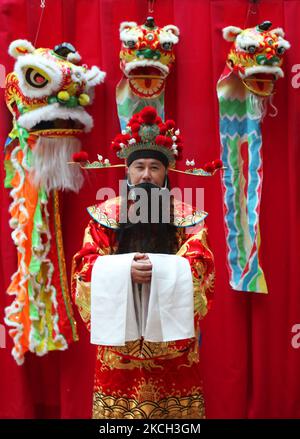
[176,225,215,331]
[71,219,117,331]
[71,219,215,333]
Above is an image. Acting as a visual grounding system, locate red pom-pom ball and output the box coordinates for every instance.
[158,123,167,134]
[130,114,139,122]
[155,135,167,145]
[165,119,176,130]
[140,106,157,125]
[132,133,141,143]
[212,159,223,169]
[130,123,141,133]
[164,137,173,148]
[204,162,214,173]
[73,151,89,162]
[114,133,130,144]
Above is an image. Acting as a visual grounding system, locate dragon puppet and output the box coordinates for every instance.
[4,39,105,364]
[116,16,179,129]
[217,21,290,293]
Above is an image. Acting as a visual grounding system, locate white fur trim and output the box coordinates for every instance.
[18,103,94,132]
[161,25,180,40]
[159,28,179,45]
[277,37,291,50]
[124,59,169,76]
[120,28,142,43]
[271,27,285,38]
[243,65,284,79]
[70,65,85,83]
[4,301,26,365]
[67,51,82,63]
[119,21,138,33]
[85,65,106,87]
[9,39,35,58]
[31,136,84,192]
[14,53,63,98]
[4,144,28,365]
[236,33,261,51]
[223,26,243,41]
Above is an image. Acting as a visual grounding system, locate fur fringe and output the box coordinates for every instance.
[31,137,84,193]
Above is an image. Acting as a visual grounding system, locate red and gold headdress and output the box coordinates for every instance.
[72,106,223,177]
[111,106,182,166]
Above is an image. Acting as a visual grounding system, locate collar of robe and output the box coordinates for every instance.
[87,196,208,230]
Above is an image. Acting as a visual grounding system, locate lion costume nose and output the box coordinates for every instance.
[257,54,279,65]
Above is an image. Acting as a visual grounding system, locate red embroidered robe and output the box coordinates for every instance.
[71,197,215,419]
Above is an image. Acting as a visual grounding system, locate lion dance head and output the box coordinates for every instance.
[4,40,105,364]
[6,39,105,192]
[223,21,290,97]
[119,17,179,99]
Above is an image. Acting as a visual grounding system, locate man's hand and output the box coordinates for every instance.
[131,253,152,284]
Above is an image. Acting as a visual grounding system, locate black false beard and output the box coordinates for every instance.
[115,222,179,254]
[116,182,178,255]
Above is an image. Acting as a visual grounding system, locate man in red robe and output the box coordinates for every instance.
[71,107,215,419]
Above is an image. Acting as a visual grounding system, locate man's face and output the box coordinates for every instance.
[127,158,167,187]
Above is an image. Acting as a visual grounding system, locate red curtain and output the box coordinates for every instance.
[0,0,299,418]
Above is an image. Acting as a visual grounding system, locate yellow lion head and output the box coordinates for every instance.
[119,17,179,98]
[6,39,106,137]
[223,21,290,96]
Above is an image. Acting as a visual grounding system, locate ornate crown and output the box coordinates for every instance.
[70,106,223,176]
[110,106,181,166]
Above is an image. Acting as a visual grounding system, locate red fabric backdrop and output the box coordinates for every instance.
[0,0,300,418]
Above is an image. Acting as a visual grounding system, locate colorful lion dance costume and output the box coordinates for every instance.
[4,39,105,364]
[116,17,179,129]
[217,21,290,293]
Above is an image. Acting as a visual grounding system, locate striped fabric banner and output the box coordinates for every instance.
[217,70,268,293]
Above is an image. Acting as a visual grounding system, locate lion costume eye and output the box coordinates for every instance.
[25,67,49,88]
[247,45,257,54]
[277,46,286,55]
[124,40,136,49]
[161,42,173,51]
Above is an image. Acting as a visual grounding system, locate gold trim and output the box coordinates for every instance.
[31,129,83,137]
[87,198,207,230]
[53,190,78,341]
[117,142,176,164]
[93,387,205,419]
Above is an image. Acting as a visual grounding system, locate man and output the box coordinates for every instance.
[71,107,215,419]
